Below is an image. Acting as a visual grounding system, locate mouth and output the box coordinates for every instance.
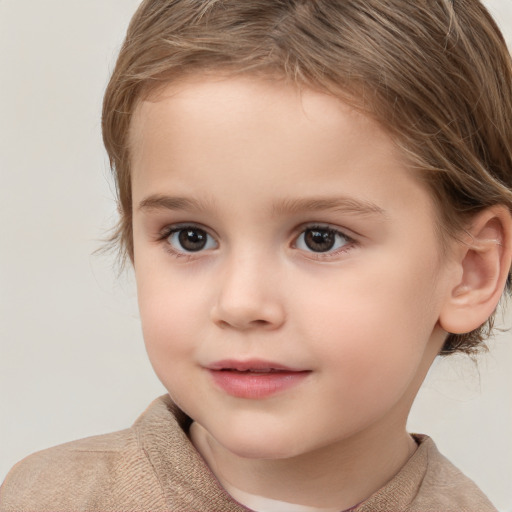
[219,369,290,373]
[207,359,306,372]
[206,359,311,399]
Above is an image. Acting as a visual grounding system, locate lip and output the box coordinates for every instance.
[207,359,305,372]
[206,359,311,399]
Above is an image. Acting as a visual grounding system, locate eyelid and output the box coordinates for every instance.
[158,222,219,258]
[158,222,218,240]
[293,222,357,242]
[155,221,358,261]
[292,223,358,260]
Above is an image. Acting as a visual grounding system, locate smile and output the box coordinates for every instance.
[206,359,311,399]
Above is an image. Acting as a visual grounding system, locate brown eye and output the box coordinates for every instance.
[296,227,350,253]
[167,227,217,252]
[304,228,335,252]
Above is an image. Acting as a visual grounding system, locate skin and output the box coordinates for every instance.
[130,75,461,509]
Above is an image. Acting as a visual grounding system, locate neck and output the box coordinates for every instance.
[190,414,417,510]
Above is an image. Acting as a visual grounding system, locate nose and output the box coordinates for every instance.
[210,252,286,331]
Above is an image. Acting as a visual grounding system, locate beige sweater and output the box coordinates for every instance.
[0,395,497,512]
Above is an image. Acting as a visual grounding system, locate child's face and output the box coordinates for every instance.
[131,76,455,460]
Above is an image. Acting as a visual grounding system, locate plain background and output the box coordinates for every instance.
[0,1,511,510]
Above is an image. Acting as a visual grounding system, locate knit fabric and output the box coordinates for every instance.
[0,395,497,512]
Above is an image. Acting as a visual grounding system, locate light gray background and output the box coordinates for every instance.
[0,1,511,510]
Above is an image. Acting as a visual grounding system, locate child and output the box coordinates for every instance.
[1,0,511,510]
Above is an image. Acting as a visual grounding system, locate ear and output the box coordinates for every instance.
[439,206,512,335]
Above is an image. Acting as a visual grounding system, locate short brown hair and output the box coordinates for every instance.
[102,0,512,355]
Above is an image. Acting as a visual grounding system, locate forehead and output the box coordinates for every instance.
[129,75,436,225]
[130,75,392,163]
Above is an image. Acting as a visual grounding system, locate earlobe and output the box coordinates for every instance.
[439,206,512,335]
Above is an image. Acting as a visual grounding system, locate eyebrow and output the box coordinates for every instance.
[137,194,386,217]
[270,197,386,217]
[138,195,214,212]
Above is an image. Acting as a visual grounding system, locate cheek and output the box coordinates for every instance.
[139,293,202,402]
[135,265,206,375]
[298,256,441,392]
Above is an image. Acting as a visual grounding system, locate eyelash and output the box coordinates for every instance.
[157,224,216,261]
[294,224,356,260]
[157,223,357,261]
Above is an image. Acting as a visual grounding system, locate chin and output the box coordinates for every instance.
[222,438,301,460]
[211,421,315,460]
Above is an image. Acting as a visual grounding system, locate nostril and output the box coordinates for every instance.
[217,319,269,330]
[214,316,274,330]
[210,300,285,330]
[251,319,270,327]
[217,319,231,329]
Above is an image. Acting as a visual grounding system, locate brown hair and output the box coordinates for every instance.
[102,0,512,355]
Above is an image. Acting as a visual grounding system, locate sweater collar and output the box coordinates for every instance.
[134,395,430,512]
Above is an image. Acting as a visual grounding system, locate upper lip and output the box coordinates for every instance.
[207,359,307,372]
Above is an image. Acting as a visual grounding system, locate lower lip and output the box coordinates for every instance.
[208,370,310,399]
